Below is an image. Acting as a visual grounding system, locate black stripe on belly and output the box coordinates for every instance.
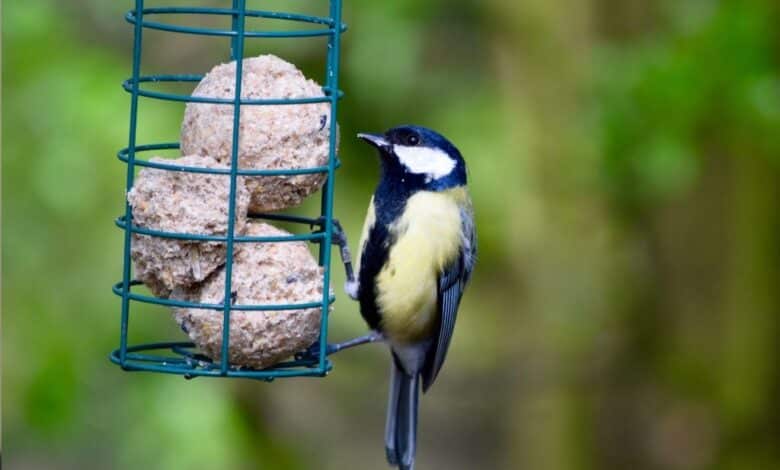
[357,222,390,331]
[357,178,413,332]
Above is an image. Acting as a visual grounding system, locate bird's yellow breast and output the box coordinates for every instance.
[376,187,468,343]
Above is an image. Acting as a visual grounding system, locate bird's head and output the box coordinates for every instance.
[358,125,466,191]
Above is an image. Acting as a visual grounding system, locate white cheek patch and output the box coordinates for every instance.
[394,145,456,181]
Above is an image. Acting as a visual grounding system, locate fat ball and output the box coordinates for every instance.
[181,54,335,213]
[173,222,327,369]
[128,154,250,297]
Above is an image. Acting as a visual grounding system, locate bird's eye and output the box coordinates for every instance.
[406,134,420,146]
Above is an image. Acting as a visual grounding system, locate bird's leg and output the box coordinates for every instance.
[329,218,359,299]
[330,218,355,282]
[295,331,384,361]
[327,330,384,355]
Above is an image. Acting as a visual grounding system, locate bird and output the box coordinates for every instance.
[346,125,476,470]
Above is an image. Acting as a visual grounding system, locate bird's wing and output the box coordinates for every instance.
[421,204,476,392]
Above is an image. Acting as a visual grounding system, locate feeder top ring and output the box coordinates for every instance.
[126,7,348,38]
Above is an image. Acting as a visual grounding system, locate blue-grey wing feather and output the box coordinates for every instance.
[421,205,476,392]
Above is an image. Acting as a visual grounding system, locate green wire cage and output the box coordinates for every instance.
[110,0,347,381]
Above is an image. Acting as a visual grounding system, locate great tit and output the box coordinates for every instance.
[348,125,476,470]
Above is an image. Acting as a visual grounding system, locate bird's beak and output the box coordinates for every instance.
[357,133,390,150]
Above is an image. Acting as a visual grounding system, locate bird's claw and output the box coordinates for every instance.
[344,279,359,300]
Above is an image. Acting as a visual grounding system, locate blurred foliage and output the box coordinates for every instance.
[3,1,779,469]
[597,1,780,209]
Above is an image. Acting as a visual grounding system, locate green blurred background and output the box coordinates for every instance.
[3,0,780,469]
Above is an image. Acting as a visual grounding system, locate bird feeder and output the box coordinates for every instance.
[110,0,350,381]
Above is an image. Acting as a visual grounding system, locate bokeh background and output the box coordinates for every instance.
[4,0,780,469]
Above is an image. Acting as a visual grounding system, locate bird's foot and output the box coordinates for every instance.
[344,279,359,300]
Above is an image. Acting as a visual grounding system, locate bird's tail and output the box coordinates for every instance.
[386,360,420,470]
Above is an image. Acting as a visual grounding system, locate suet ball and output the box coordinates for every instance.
[180,54,334,213]
[128,155,250,297]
